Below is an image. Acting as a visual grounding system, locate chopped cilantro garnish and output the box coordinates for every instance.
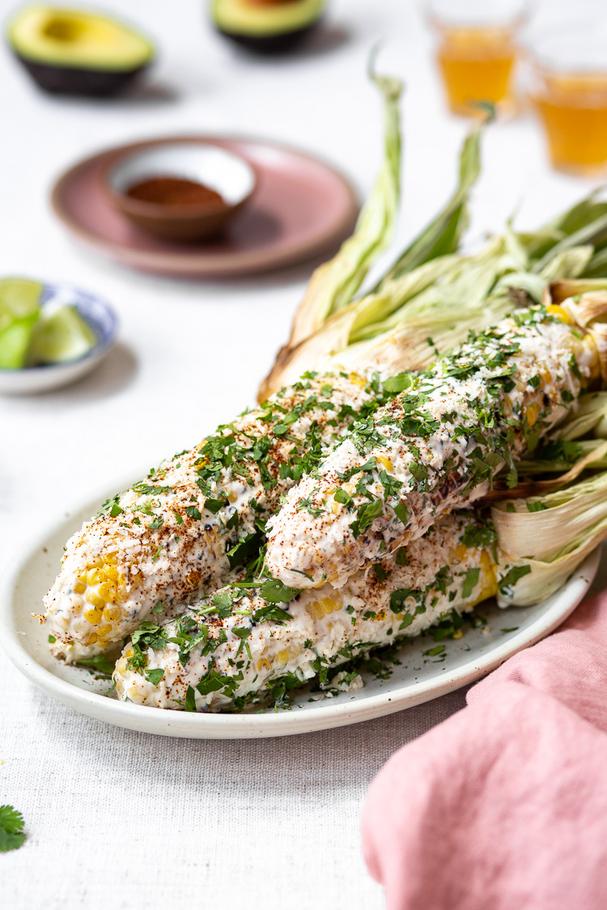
[334,488,352,506]
[390,588,416,614]
[184,686,197,711]
[253,604,292,624]
[0,806,26,853]
[462,567,480,598]
[144,668,165,685]
[259,578,299,604]
[204,496,228,514]
[394,501,409,525]
[423,644,446,658]
[499,564,532,595]
[351,498,383,538]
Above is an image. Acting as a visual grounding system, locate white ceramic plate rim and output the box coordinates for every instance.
[0,473,599,739]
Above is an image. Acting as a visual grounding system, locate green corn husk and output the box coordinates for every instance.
[286,59,403,351]
[374,117,484,286]
[519,439,607,476]
[260,118,486,400]
[262,161,607,400]
[494,472,607,606]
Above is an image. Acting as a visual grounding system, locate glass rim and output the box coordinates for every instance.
[526,25,607,77]
[423,0,533,30]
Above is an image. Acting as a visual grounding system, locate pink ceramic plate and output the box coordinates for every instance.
[50,135,359,278]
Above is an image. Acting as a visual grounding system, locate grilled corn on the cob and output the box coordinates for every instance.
[265,305,601,589]
[43,371,384,662]
[114,510,500,711]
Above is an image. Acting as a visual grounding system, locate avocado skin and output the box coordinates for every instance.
[215,18,321,54]
[12,53,149,97]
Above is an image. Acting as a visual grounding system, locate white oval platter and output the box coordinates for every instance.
[0,484,599,739]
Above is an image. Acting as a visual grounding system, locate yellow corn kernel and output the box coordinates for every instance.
[276,648,292,665]
[306,596,342,620]
[85,590,106,609]
[96,624,113,641]
[450,543,469,562]
[73,580,86,595]
[96,582,113,600]
[104,605,122,622]
[86,568,102,585]
[105,565,119,582]
[452,629,464,639]
[547,304,575,325]
[256,657,270,672]
[348,371,368,388]
[84,607,103,625]
[85,633,98,646]
[470,551,498,607]
[377,455,394,472]
[526,403,540,428]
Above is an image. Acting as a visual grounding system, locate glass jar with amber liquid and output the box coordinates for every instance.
[531,31,607,175]
[426,0,530,116]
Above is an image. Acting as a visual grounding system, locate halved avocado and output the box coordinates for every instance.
[7,6,154,96]
[212,0,326,54]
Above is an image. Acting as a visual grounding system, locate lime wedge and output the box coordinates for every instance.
[0,318,39,368]
[0,278,42,330]
[0,277,43,368]
[26,305,97,366]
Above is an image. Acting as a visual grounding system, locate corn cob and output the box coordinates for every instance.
[43,370,386,662]
[265,304,601,589]
[113,509,500,711]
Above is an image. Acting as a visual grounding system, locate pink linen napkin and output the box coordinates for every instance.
[362,592,607,910]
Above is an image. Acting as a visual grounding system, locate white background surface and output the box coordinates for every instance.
[1,0,605,907]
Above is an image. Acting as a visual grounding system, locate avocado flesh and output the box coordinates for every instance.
[213,0,325,52]
[7,6,154,95]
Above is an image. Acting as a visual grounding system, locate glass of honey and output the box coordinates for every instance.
[426,0,530,117]
[530,31,607,175]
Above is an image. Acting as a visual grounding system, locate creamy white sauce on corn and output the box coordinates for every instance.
[264,307,598,589]
[114,511,499,711]
[43,371,382,662]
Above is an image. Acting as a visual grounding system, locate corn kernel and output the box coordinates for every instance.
[547,304,575,325]
[306,596,342,620]
[105,606,122,622]
[276,648,291,665]
[348,371,368,388]
[85,590,105,609]
[84,607,102,625]
[451,543,469,561]
[470,551,498,607]
[73,580,86,595]
[377,455,394,472]
[526,403,540,428]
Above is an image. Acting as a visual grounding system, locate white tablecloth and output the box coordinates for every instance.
[1,0,604,906]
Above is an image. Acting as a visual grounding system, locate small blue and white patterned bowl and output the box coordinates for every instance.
[0,282,118,395]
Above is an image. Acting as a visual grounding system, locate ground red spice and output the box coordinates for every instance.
[125,176,227,208]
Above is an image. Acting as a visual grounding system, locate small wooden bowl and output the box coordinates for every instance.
[104,142,256,242]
